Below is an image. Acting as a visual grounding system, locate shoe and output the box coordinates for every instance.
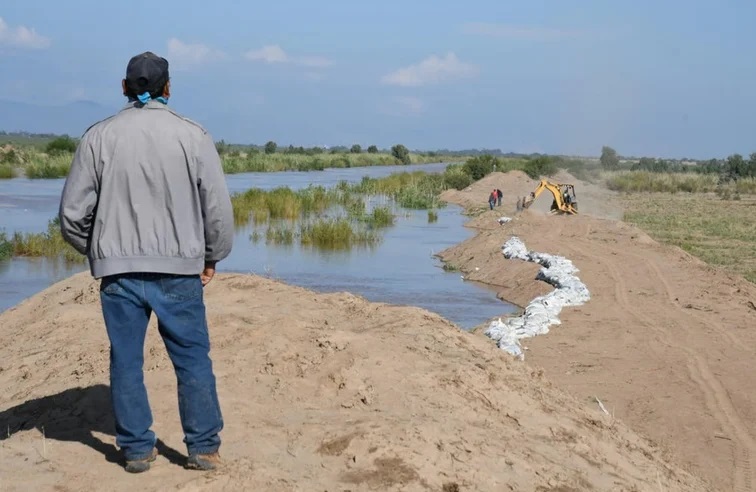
[125,448,158,473]
[186,451,222,471]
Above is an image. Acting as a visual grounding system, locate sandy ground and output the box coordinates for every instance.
[439,171,756,492]
[0,271,710,490]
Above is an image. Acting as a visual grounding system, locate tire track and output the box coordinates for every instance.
[607,241,747,352]
[559,223,755,492]
[599,248,752,492]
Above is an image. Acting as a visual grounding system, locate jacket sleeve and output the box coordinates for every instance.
[197,131,234,263]
[59,133,99,255]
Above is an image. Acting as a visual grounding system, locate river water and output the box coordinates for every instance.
[0,162,517,328]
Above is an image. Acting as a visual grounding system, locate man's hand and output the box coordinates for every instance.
[201,262,216,286]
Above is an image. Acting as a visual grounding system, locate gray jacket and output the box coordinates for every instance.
[59,100,235,279]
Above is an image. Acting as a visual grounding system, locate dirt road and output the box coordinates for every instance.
[439,171,756,491]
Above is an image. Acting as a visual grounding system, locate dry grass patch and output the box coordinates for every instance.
[623,193,756,282]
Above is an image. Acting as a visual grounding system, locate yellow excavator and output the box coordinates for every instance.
[520,180,578,215]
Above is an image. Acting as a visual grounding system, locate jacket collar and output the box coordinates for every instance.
[121,99,176,114]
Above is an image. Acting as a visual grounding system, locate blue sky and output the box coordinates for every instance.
[1,0,755,158]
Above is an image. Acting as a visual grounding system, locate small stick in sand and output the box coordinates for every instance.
[595,396,610,416]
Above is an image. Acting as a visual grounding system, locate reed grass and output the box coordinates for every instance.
[367,206,394,227]
[24,154,72,179]
[0,164,15,179]
[1,218,82,262]
[604,171,724,193]
[265,223,296,245]
[350,171,448,210]
[299,218,380,250]
[232,185,337,226]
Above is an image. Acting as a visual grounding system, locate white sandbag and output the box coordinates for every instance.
[485,236,591,359]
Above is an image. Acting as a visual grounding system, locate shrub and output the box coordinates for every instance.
[462,155,499,180]
[523,156,557,179]
[45,136,77,155]
[1,148,18,164]
[391,144,411,164]
[444,172,473,190]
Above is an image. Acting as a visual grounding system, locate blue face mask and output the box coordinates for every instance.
[137,92,169,105]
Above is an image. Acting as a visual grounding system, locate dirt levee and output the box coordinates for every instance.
[0,272,707,491]
[439,170,756,491]
[440,170,623,221]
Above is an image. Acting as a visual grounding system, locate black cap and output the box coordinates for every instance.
[124,51,169,95]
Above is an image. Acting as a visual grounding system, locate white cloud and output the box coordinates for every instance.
[244,44,333,68]
[166,38,226,68]
[245,45,288,63]
[0,17,50,49]
[461,22,584,41]
[381,52,478,87]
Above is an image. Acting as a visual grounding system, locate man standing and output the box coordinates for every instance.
[59,51,234,473]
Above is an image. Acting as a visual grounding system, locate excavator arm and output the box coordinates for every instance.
[522,180,578,215]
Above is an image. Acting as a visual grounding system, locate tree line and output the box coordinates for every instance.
[216,140,413,164]
[600,145,756,181]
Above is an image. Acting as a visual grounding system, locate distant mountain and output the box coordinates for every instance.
[0,99,118,137]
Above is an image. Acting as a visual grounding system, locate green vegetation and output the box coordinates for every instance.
[0,164,15,179]
[264,223,295,245]
[25,153,73,179]
[232,185,337,226]
[221,152,415,174]
[458,153,561,181]
[300,218,380,250]
[362,206,395,228]
[264,140,277,155]
[523,156,558,180]
[600,146,620,170]
[0,218,82,262]
[428,210,439,223]
[0,136,469,179]
[391,144,411,165]
[623,194,756,283]
[45,136,77,155]
[349,171,451,209]
[604,171,756,194]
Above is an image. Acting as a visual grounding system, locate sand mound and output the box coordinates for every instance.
[438,170,756,490]
[441,170,623,221]
[0,272,707,491]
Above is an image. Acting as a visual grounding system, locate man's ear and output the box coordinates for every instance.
[122,79,128,96]
[163,80,171,98]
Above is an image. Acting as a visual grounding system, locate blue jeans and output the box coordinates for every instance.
[99,273,223,461]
